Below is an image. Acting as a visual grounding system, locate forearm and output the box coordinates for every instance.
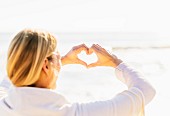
[115,62,156,105]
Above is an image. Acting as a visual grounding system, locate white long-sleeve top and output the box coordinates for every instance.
[0,63,156,116]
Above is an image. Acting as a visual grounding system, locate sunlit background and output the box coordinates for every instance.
[0,0,170,115]
[0,0,170,35]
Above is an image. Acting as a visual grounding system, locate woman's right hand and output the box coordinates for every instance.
[87,44,122,68]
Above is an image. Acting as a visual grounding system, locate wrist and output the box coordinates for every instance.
[110,58,123,68]
[115,59,123,66]
[61,56,67,66]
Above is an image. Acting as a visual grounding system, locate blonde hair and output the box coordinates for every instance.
[7,29,57,87]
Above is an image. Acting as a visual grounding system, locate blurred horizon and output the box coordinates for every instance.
[1,32,170,48]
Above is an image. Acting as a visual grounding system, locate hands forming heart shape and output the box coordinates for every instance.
[61,44,122,68]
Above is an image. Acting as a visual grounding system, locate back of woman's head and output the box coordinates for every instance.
[7,29,57,87]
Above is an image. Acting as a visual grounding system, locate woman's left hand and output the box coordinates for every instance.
[61,44,89,67]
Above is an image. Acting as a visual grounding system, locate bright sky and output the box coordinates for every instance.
[0,0,170,37]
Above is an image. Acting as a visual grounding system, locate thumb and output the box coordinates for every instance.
[76,58,87,67]
[87,62,99,68]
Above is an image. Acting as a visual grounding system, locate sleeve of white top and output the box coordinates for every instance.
[115,62,156,105]
[0,76,12,99]
[0,76,12,90]
[0,86,7,100]
[74,62,156,116]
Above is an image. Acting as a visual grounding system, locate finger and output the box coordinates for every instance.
[87,62,99,68]
[76,58,88,66]
[111,53,117,58]
[96,44,103,49]
[74,44,89,54]
[96,44,107,52]
[81,44,89,54]
[90,44,99,52]
[88,46,100,60]
[88,47,94,55]
[90,44,103,55]
[76,44,88,49]
[92,44,104,51]
[94,44,112,57]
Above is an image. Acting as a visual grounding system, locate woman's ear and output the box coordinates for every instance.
[42,59,49,75]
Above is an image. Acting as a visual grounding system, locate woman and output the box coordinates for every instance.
[0,29,156,116]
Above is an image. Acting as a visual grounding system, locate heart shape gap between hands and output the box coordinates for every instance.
[61,44,122,68]
[78,51,98,65]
